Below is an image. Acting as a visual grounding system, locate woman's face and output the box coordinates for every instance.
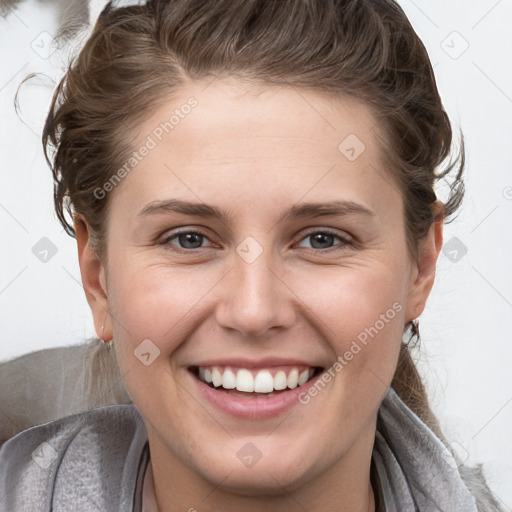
[78,79,441,497]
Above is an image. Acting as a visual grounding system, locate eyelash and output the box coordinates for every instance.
[158,228,353,254]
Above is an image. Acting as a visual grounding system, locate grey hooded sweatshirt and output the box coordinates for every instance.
[0,387,499,511]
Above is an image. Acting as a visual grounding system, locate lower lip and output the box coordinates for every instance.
[190,371,322,419]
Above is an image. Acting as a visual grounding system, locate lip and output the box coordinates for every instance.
[189,357,321,368]
[187,364,323,419]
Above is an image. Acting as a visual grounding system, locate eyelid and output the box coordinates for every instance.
[294,228,353,250]
[158,227,216,249]
[158,226,354,252]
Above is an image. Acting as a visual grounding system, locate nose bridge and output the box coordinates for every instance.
[215,236,295,337]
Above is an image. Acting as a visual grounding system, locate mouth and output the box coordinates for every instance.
[188,365,324,398]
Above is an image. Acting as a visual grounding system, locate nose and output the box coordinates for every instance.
[215,244,296,338]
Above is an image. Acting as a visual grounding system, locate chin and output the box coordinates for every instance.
[191,446,319,496]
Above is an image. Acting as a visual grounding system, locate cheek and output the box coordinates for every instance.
[104,254,226,400]
[293,262,407,385]
[107,257,215,344]
[286,268,406,446]
[299,259,406,333]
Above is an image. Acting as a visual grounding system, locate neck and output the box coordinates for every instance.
[145,420,378,512]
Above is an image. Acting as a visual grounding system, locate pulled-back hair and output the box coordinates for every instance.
[40,1,499,509]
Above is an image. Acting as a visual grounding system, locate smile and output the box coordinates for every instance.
[189,365,322,398]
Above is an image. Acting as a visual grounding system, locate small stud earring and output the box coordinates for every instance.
[100,324,113,344]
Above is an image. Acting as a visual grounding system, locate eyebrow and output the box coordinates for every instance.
[138,199,375,222]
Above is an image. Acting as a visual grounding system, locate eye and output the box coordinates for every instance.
[159,229,214,250]
[158,228,353,253]
[295,229,352,252]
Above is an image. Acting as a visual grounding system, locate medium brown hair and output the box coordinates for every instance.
[40,2,498,508]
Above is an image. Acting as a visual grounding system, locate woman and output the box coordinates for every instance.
[0,0,502,510]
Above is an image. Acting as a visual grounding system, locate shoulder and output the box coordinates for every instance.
[0,403,148,512]
[376,387,503,512]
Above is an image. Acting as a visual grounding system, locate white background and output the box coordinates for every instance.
[0,0,511,508]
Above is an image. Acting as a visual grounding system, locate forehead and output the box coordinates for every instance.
[113,79,403,225]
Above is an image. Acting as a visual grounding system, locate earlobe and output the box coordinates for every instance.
[74,215,112,340]
[404,201,445,324]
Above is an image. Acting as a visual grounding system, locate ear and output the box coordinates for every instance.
[404,201,445,324]
[74,214,112,341]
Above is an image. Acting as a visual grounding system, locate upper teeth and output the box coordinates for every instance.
[198,366,315,393]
